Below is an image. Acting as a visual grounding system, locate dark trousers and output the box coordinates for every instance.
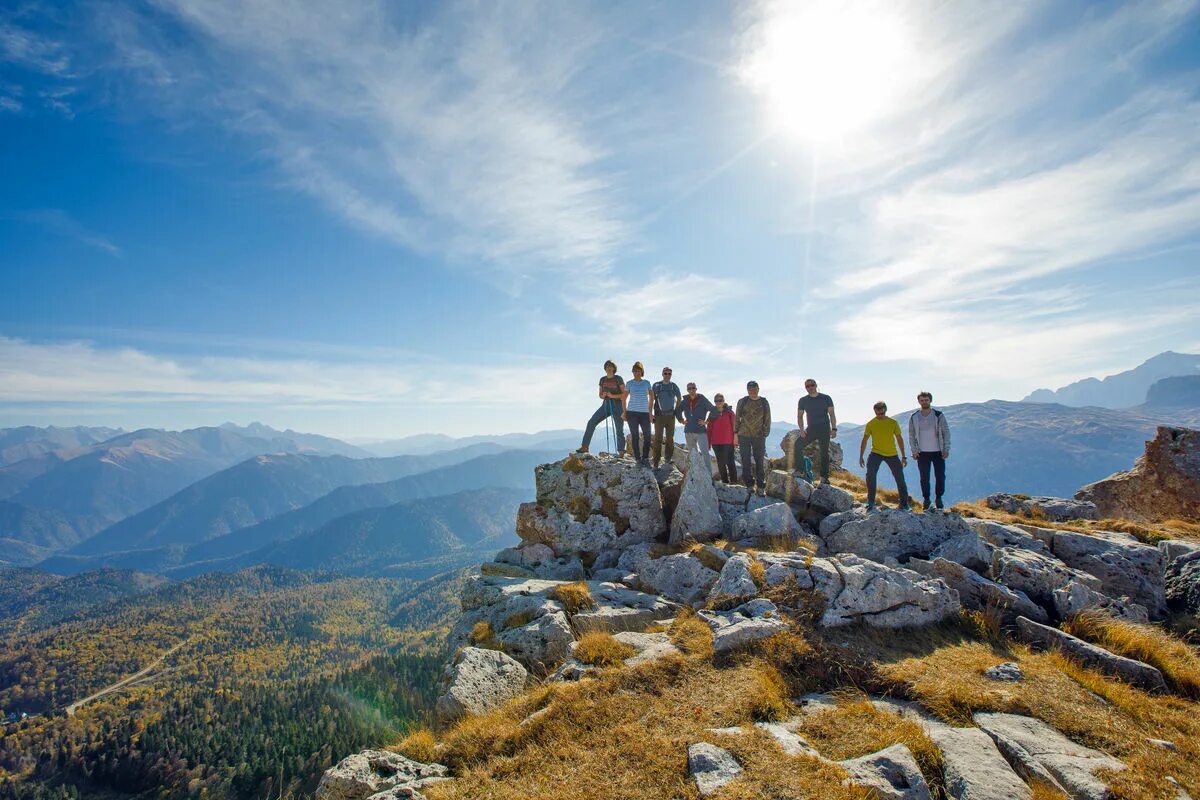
[652,413,676,464]
[917,451,946,503]
[713,444,737,483]
[582,400,625,452]
[627,411,651,460]
[866,452,909,506]
[739,436,767,489]
[797,429,831,480]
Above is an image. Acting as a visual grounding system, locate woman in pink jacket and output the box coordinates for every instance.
[706,393,737,483]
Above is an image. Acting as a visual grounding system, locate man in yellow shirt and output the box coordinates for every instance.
[858,401,911,512]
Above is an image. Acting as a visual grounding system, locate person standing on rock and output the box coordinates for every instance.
[859,401,910,512]
[735,380,772,496]
[578,360,626,455]
[651,366,682,468]
[907,390,951,511]
[677,382,714,458]
[623,362,654,467]
[797,379,837,484]
[707,393,737,483]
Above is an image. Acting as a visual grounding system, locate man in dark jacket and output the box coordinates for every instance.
[735,380,771,495]
[651,366,682,468]
[676,382,715,458]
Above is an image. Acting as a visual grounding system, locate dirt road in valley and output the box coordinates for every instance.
[64,641,186,716]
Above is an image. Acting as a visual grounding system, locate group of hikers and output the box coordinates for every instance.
[578,361,952,512]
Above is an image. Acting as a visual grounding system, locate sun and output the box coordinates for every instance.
[738,0,917,143]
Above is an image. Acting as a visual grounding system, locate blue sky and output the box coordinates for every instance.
[2,0,1199,439]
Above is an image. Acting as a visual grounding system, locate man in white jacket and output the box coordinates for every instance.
[907,391,951,511]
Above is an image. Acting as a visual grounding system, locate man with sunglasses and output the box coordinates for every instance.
[651,367,682,468]
[797,378,837,484]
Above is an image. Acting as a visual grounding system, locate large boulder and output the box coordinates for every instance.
[985,493,1099,522]
[929,532,994,573]
[1076,426,1200,523]
[670,449,723,545]
[699,598,789,653]
[728,501,816,549]
[521,453,666,557]
[927,726,1032,800]
[819,554,960,628]
[1165,550,1200,613]
[809,482,855,515]
[573,581,680,634]
[707,553,760,606]
[435,647,529,724]
[837,743,931,800]
[990,547,1101,613]
[1015,617,1167,692]
[764,469,815,505]
[819,508,973,563]
[907,558,1047,625]
[638,552,720,605]
[315,750,448,800]
[966,519,1048,553]
[974,712,1125,799]
[780,429,845,472]
[1044,529,1166,617]
[1051,581,1149,623]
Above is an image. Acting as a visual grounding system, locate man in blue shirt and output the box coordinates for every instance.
[651,366,682,468]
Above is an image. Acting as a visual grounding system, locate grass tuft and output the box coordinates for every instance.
[549,582,594,615]
[391,727,439,763]
[1062,610,1200,698]
[574,631,637,667]
[745,663,792,722]
[468,621,501,650]
[668,608,714,659]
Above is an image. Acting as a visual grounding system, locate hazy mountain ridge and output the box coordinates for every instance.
[1022,351,1200,409]
[0,425,124,468]
[0,567,167,635]
[39,448,558,576]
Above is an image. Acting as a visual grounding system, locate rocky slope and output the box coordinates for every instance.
[1077,426,1200,523]
[320,439,1200,799]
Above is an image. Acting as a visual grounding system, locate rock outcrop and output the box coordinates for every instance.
[820,508,974,563]
[1165,550,1200,613]
[435,647,529,724]
[986,493,1100,521]
[315,751,448,800]
[1077,426,1200,522]
[1015,616,1167,692]
[670,449,723,545]
[838,743,931,800]
[688,742,743,796]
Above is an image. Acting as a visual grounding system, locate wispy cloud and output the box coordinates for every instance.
[93,0,629,273]
[14,209,122,256]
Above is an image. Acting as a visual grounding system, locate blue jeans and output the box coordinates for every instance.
[582,400,625,452]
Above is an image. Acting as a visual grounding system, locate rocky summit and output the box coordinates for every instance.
[1077,426,1200,523]
[322,437,1200,800]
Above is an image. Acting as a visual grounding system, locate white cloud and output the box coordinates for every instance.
[95,0,629,273]
[13,208,122,256]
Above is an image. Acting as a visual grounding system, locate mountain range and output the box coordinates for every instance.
[1022,351,1200,408]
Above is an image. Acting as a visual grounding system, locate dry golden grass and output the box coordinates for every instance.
[795,697,944,790]
[951,500,1200,545]
[669,610,715,659]
[1062,610,1200,698]
[469,621,501,650]
[392,727,439,763]
[548,582,593,615]
[828,470,914,507]
[574,631,636,666]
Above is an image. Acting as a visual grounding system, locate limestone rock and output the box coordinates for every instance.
[754,721,821,757]
[653,463,685,522]
[729,501,815,548]
[820,554,960,628]
[1166,550,1200,613]
[820,508,973,563]
[780,429,845,472]
[688,742,743,796]
[496,608,575,668]
[699,598,789,653]
[670,448,723,545]
[435,647,528,724]
[765,469,815,504]
[707,553,760,606]
[1016,616,1167,691]
[612,630,681,666]
[966,519,1049,553]
[572,581,679,634]
[838,743,931,800]
[974,712,1125,800]
[930,532,995,573]
[984,662,1024,682]
[638,552,720,605]
[1052,581,1149,623]
[907,558,1047,625]
[315,750,448,800]
[985,493,1100,522]
[928,726,1031,800]
[1160,539,1200,567]
[809,482,855,514]
[1047,529,1166,617]
[990,547,1101,612]
[1076,426,1200,523]
[525,453,666,556]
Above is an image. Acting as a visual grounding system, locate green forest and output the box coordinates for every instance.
[0,566,465,799]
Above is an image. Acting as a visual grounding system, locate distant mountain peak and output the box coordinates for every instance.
[1022,350,1200,409]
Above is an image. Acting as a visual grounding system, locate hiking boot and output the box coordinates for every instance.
[865,503,877,512]
[899,501,911,512]
[936,498,945,510]
[922,497,932,512]
[575,446,589,454]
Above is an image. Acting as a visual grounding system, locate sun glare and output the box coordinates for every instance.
[739,1,917,143]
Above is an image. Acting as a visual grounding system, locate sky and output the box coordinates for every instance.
[2,0,1199,440]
